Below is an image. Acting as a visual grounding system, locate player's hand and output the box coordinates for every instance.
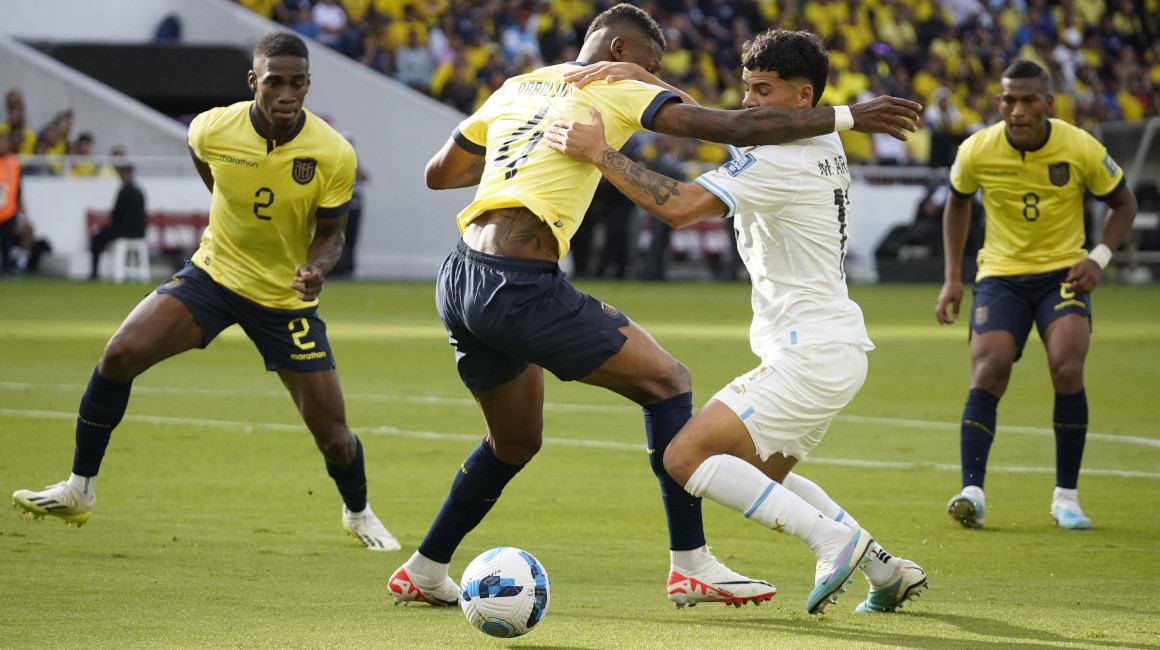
[1065,259,1101,294]
[545,107,610,164]
[936,279,963,325]
[562,61,652,88]
[291,263,325,301]
[851,96,923,141]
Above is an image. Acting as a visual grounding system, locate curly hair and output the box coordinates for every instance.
[740,29,829,107]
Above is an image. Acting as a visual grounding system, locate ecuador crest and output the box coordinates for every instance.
[293,157,317,185]
[1048,162,1070,187]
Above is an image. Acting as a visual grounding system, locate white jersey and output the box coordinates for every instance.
[695,134,874,359]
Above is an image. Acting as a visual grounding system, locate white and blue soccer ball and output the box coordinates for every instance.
[459,547,550,638]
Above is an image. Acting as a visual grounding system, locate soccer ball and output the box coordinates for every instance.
[459,547,550,638]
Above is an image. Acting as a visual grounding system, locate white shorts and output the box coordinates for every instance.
[712,343,868,462]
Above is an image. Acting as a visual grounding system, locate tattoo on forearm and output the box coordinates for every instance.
[598,149,679,206]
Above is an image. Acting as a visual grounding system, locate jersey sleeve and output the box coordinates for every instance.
[694,146,795,218]
[318,140,357,216]
[454,90,500,153]
[1082,133,1125,200]
[948,136,978,197]
[587,80,678,144]
[187,110,210,160]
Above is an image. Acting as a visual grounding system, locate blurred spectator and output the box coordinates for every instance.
[0,132,30,275]
[926,86,966,168]
[396,30,435,92]
[69,132,101,177]
[640,134,686,281]
[0,89,36,155]
[90,163,146,280]
[313,0,356,55]
[289,0,320,41]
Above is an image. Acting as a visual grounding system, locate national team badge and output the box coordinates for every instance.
[292,158,317,185]
[974,306,989,326]
[1048,162,1070,187]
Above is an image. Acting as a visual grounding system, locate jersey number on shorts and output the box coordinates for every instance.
[288,317,316,350]
[834,188,849,278]
[254,187,275,221]
[495,105,549,181]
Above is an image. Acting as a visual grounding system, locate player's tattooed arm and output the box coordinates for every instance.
[597,149,680,207]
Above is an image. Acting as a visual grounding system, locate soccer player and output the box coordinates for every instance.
[388,4,922,608]
[936,60,1138,530]
[12,32,400,552]
[546,29,927,614]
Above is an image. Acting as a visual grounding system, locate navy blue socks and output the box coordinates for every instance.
[326,435,368,512]
[960,388,1000,489]
[72,366,132,477]
[644,392,704,551]
[419,439,525,563]
[1053,389,1088,489]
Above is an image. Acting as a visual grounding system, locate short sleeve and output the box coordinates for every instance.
[1083,134,1124,200]
[695,146,797,218]
[319,141,357,213]
[187,111,209,160]
[948,141,977,198]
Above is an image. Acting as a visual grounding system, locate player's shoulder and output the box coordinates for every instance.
[1047,118,1099,148]
[190,101,252,131]
[302,110,355,157]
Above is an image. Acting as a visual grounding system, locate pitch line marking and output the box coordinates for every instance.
[3,381,1159,449]
[1,407,1157,481]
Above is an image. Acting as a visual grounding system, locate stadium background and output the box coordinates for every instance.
[1,0,1158,284]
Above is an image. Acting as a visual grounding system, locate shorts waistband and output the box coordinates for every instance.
[455,239,559,274]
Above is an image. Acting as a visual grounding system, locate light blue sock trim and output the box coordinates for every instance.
[744,482,777,518]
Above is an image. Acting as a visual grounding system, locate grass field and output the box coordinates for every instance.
[2,278,1158,649]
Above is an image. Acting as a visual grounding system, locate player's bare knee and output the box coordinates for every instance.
[97,337,145,381]
[646,359,691,402]
[316,431,356,465]
[1050,361,1084,394]
[662,445,694,486]
[490,435,542,465]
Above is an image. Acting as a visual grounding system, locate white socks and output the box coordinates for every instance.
[670,545,713,573]
[67,473,95,498]
[685,455,841,545]
[405,550,450,585]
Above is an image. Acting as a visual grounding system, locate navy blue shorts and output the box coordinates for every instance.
[969,268,1091,358]
[156,262,335,372]
[436,240,630,392]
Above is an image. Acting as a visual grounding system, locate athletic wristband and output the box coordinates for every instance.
[1088,243,1112,269]
[832,105,854,132]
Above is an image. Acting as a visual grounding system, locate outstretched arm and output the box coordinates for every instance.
[545,108,726,229]
[651,96,921,145]
[425,136,486,189]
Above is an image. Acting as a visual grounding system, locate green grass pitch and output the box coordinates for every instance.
[2,278,1158,649]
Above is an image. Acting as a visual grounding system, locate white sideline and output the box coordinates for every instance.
[3,381,1160,449]
[2,407,1157,481]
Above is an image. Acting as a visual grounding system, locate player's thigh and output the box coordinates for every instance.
[1041,313,1090,391]
[277,367,347,426]
[711,345,866,464]
[99,291,204,379]
[577,319,690,405]
[471,364,546,465]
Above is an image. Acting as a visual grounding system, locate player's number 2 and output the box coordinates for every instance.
[254,187,274,221]
[288,317,315,350]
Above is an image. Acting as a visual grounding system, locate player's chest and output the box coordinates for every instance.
[978,151,1083,197]
[208,144,324,212]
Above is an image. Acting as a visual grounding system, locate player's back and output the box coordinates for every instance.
[454,63,675,256]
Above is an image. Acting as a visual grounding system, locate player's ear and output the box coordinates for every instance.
[247,70,258,93]
[799,83,814,109]
[609,35,626,62]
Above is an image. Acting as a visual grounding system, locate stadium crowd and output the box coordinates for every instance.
[234,0,1160,167]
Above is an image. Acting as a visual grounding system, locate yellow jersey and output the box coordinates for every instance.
[453,62,678,257]
[949,118,1125,279]
[187,101,356,309]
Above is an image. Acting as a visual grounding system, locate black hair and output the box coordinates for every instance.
[254,31,309,61]
[584,3,666,54]
[1001,59,1051,89]
[741,29,829,107]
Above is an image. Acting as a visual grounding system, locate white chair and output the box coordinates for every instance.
[101,238,151,284]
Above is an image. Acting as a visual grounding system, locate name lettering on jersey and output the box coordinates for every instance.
[515,80,574,98]
[1102,153,1119,176]
[983,170,1018,176]
[293,158,317,185]
[219,154,258,168]
[723,153,757,177]
[817,155,848,177]
[1048,162,1070,187]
